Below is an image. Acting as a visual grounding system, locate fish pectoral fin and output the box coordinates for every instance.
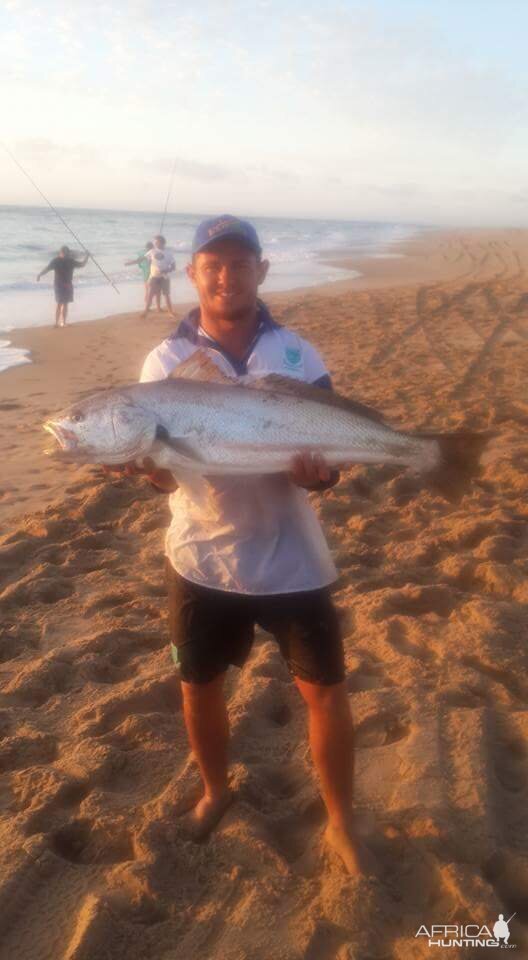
[155,425,203,462]
[168,349,235,385]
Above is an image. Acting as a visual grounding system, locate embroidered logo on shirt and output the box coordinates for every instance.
[283,347,302,369]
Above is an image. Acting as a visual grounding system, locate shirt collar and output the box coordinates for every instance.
[171,299,280,345]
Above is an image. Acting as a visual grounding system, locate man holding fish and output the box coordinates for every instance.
[140,215,365,874]
[45,215,484,874]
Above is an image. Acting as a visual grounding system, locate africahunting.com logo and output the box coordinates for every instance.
[415,913,517,949]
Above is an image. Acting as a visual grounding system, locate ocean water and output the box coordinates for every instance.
[0,206,423,373]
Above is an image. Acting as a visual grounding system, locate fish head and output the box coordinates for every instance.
[43,391,158,465]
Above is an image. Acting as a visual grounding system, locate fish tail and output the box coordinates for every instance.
[417,430,490,502]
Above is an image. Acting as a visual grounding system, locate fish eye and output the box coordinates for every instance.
[71,412,84,423]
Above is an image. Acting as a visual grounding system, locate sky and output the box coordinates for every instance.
[1,0,527,225]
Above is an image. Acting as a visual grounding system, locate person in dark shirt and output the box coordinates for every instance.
[37,245,90,327]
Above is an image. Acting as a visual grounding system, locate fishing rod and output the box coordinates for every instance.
[159,158,177,234]
[3,143,120,294]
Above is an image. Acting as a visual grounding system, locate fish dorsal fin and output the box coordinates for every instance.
[168,349,386,425]
[169,349,236,385]
[245,373,387,424]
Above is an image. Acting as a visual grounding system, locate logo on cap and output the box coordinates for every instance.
[207,218,246,238]
[192,215,261,255]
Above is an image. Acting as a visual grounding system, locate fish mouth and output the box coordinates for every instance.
[43,421,79,456]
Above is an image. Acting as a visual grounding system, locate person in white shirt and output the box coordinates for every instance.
[119,215,373,876]
[141,235,176,319]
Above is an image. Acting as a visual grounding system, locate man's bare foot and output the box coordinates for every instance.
[324,822,378,877]
[189,788,233,842]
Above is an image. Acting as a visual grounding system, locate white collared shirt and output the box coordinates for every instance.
[140,305,338,595]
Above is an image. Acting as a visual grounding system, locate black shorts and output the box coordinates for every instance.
[166,564,345,686]
[55,282,73,304]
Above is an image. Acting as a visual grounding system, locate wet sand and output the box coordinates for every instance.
[0,228,527,958]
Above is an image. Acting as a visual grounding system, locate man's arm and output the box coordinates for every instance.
[37,263,53,281]
[74,252,90,268]
[124,256,144,266]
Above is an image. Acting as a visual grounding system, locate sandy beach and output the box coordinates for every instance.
[1,228,527,958]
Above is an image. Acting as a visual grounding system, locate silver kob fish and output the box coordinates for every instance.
[44,351,486,498]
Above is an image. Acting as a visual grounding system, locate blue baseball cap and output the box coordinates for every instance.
[192,214,262,256]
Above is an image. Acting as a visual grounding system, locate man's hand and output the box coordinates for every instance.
[102,460,145,478]
[288,452,339,490]
[102,458,178,492]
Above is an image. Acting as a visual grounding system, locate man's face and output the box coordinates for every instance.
[187,239,269,321]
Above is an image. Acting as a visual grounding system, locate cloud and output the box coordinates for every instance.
[365,183,422,198]
[0,27,31,80]
[140,156,234,182]
[245,163,301,184]
[2,1,527,222]
[13,138,102,166]
[267,6,526,152]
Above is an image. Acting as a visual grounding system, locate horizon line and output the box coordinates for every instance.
[0,202,430,229]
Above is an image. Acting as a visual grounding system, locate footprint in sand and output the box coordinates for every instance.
[0,728,57,772]
[494,738,527,793]
[266,702,293,727]
[82,591,135,615]
[0,576,75,611]
[385,618,436,663]
[50,818,135,865]
[4,656,74,707]
[76,674,180,737]
[461,654,527,702]
[355,711,411,748]
[0,637,24,663]
[372,585,455,620]
[255,763,303,800]
[76,653,140,686]
[265,796,326,864]
[347,656,393,692]
[482,851,528,925]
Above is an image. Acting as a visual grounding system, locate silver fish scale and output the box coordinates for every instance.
[121,379,438,474]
